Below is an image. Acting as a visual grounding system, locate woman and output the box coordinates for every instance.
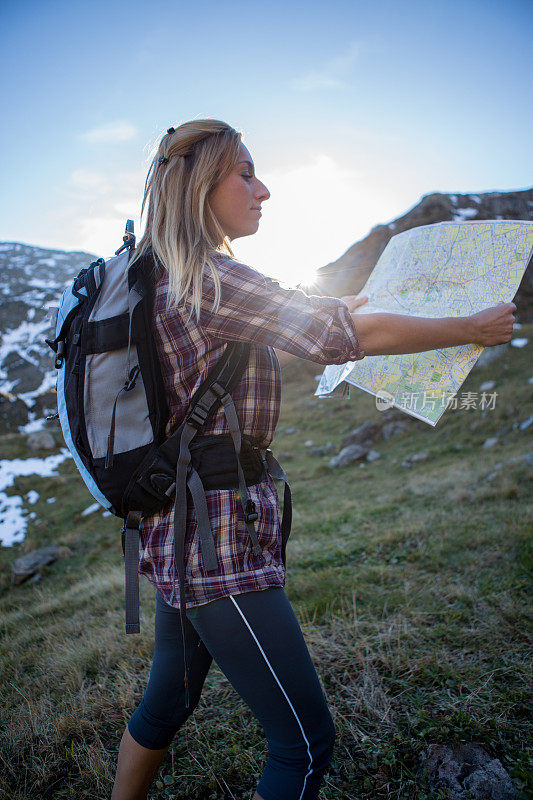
[111,120,515,800]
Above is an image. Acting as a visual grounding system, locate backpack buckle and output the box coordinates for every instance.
[54,340,65,369]
[124,365,140,392]
[149,473,176,498]
[244,499,258,523]
[187,402,210,429]
[210,381,227,399]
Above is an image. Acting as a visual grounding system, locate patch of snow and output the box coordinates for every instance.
[449,194,458,205]
[0,449,71,545]
[28,277,61,290]
[81,502,100,517]
[469,195,482,203]
[102,510,112,517]
[28,308,36,320]
[26,490,39,504]
[0,379,18,395]
[18,415,49,433]
[453,207,478,221]
[0,496,27,544]
[510,338,528,348]
[46,497,56,503]
[0,319,52,365]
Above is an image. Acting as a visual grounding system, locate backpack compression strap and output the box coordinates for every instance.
[122,510,142,634]
[170,341,253,708]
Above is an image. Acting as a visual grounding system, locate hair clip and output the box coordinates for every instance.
[167,127,175,134]
[158,156,169,165]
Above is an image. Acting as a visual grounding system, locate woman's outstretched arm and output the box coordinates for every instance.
[274,296,516,364]
[344,295,517,356]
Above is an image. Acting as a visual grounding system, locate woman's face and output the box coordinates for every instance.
[209,143,270,241]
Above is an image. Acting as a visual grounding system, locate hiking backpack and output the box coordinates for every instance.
[46,221,292,701]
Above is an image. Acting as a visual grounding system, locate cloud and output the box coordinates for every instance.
[290,41,362,91]
[81,122,137,144]
[50,168,146,256]
[70,170,110,192]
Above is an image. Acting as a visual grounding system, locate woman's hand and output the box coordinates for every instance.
[468,302,517,346]
[341,294,369,313]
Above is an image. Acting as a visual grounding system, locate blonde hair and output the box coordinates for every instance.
[130,119,243,322]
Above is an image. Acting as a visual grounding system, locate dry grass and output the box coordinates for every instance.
[1,330,532,799]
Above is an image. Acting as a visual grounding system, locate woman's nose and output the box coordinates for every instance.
[256,180,270,202]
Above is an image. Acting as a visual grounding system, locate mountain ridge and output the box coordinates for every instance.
[1,186,532,433]
[315,187,533,316]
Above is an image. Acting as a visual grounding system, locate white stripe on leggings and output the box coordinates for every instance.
[229,594,313,800]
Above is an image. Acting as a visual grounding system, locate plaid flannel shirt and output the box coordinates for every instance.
[139,252,365,608]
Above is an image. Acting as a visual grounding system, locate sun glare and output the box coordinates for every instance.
[231,153,387,289]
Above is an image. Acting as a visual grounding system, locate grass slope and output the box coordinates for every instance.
[1,333,532,800]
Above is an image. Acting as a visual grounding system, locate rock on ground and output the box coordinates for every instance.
[419,743,518,800]
[11,545,72,585]
[340,422,380,450]
[474,344,509,369]
[26,431,56,451]
[329,443,369,467]
[401,451,429,468]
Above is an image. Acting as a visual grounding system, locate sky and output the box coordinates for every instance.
[1,0,532,285]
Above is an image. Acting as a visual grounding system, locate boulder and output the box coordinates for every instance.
[26,431,56,451]
[329,443,369,467]
[308,442,335,457]
[419,743,518,799]
[401,451,429,468]
[0,392,29,432]
[474,344,508,369]
[11,545,72,585]
[382,420,408,439]
[340,422,380,450]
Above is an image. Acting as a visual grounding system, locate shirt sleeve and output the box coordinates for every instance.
[197,256,366,365]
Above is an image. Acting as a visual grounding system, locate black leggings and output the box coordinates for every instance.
[128,587,336,800]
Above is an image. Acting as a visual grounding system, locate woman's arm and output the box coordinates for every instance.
[344,295,517,355]
[273,295,370,366]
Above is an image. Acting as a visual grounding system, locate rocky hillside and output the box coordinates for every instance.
[1,187,531,435]
[0,243,97,432]
[315,187,533,318]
